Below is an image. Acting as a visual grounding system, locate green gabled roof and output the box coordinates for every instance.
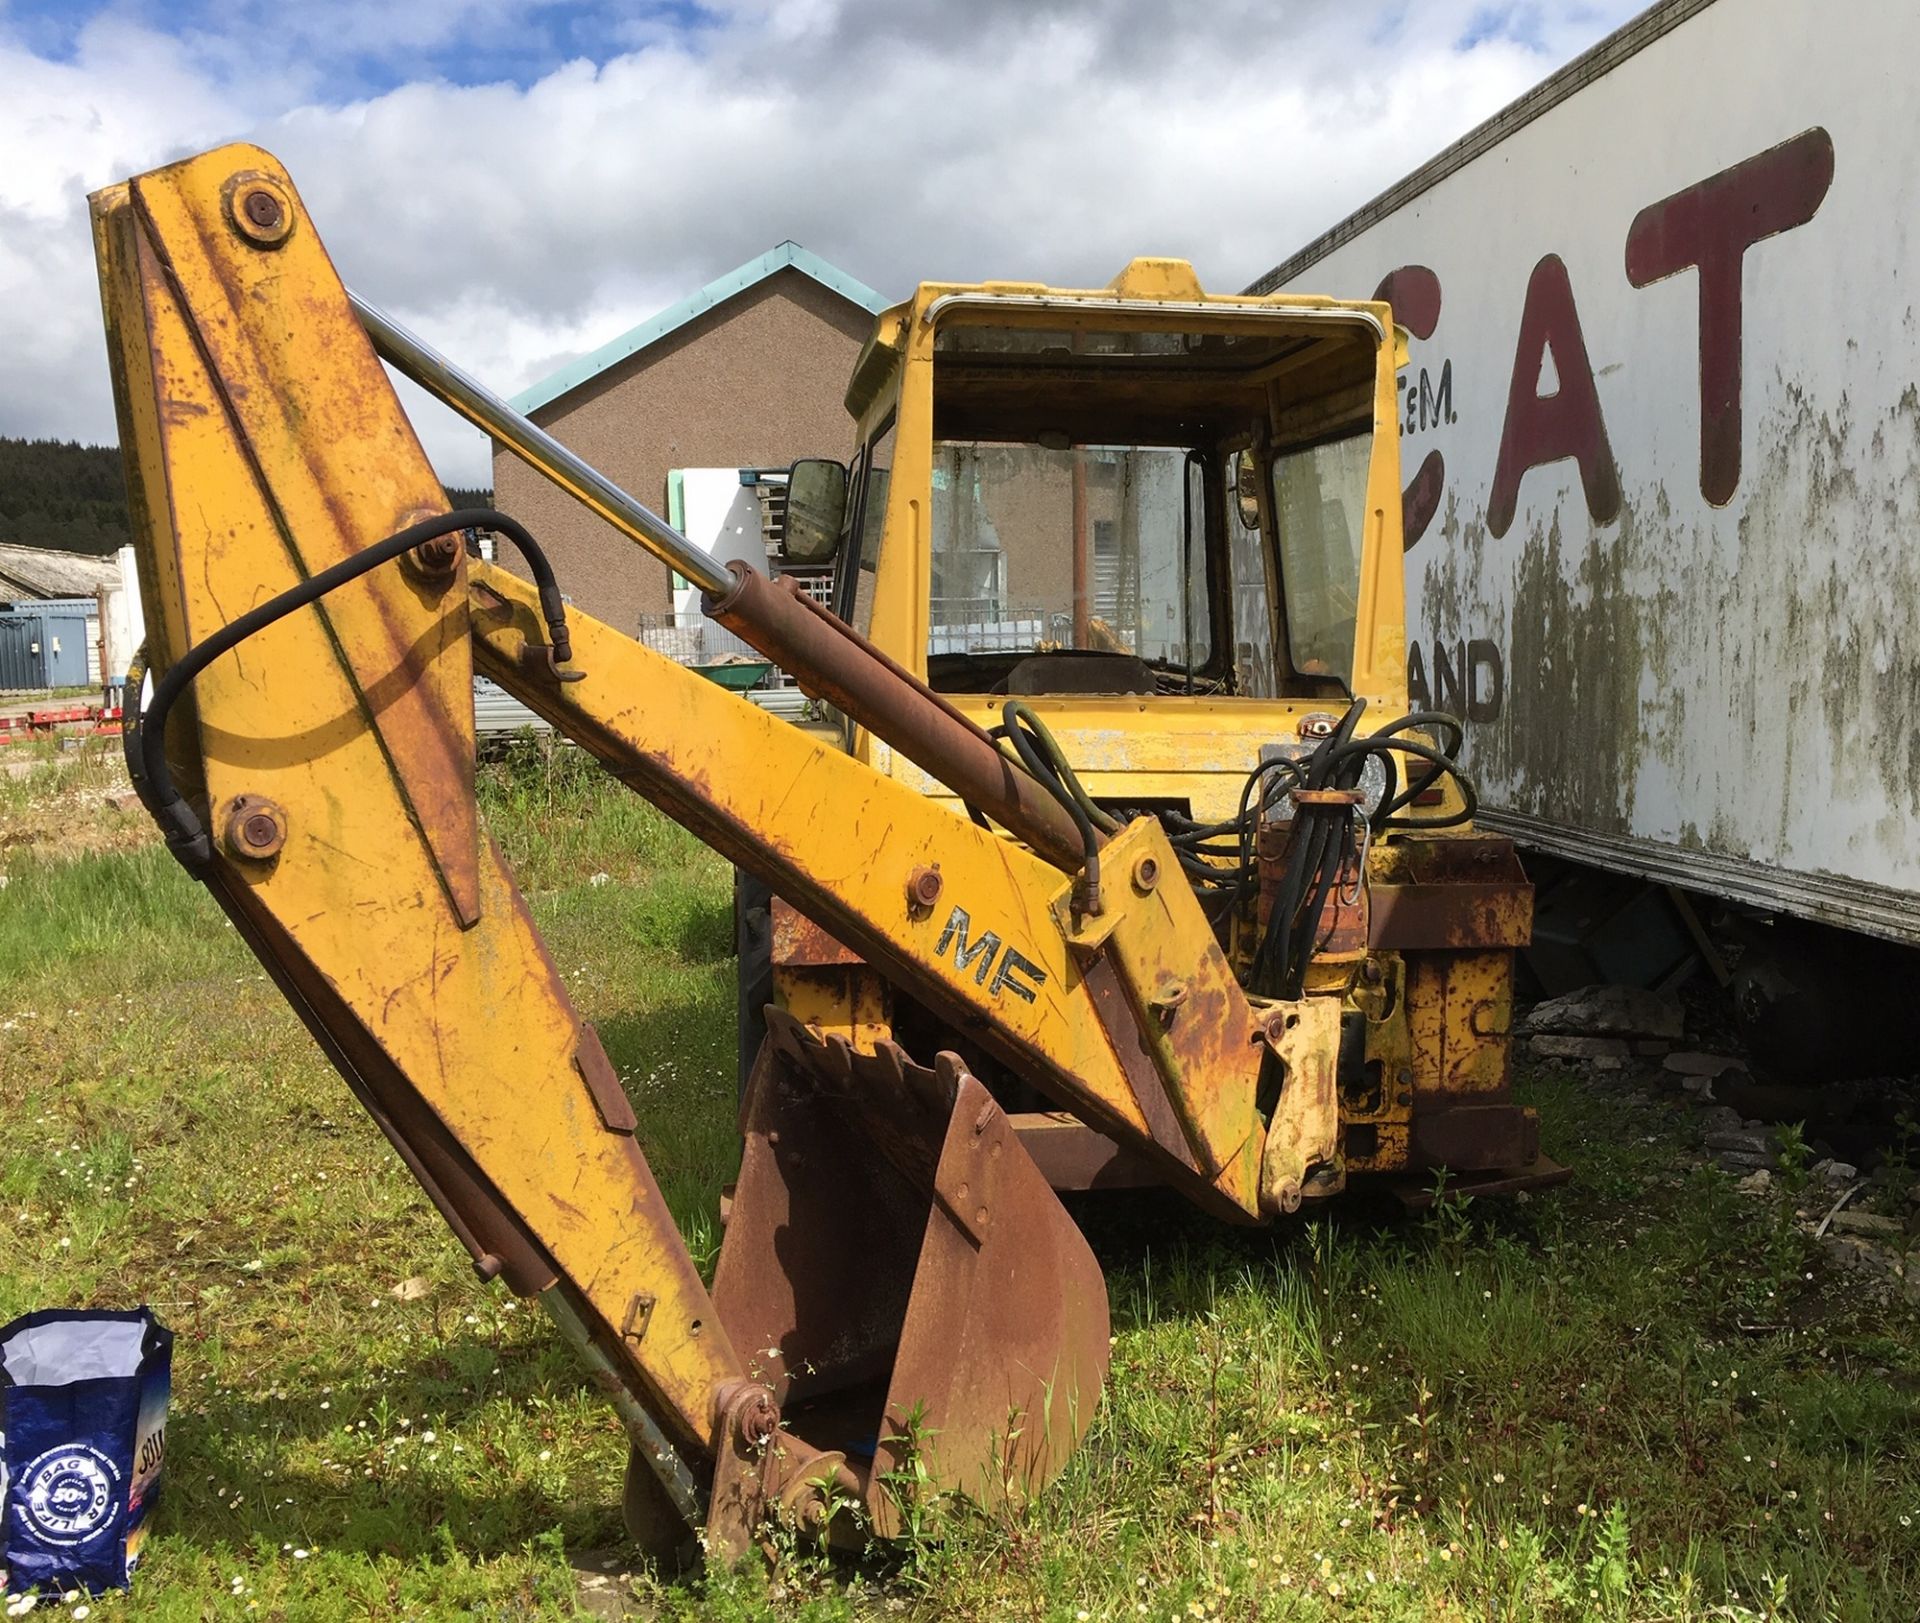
[510,242,888,415]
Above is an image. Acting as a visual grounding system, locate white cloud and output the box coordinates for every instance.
[0,0,1638,485]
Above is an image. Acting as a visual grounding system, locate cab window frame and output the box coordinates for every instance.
[832,407,897,627]
[1262,422,1372,698]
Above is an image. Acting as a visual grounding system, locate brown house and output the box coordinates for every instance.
[493,243,888,632]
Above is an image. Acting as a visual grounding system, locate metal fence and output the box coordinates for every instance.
[636,613,768,669]
[928,599,1051,657]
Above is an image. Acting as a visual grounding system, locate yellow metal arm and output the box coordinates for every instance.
[96,138,1292,1230]
[92,137,1393,1557]
[468,562,1280,1222]
[91,140,1120,1556]
[90,148,745,1469]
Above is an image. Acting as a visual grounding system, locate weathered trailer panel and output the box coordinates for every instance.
[1254,0,1920,944]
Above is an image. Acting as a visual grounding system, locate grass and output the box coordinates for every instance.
[3,734,1917,1620]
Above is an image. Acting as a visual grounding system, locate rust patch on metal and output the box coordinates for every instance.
[1258,824,1369,961]
[770,896,865,967]
[574,1022,637,1135]
[1387,1153,1571,1208]
[1151,970,1244,1155]
[1370,885,1531,949]
[1010,1112,1158,1191]
[711,1012,1109,1541]
[1408,1101,1539,1171]
[703,1378,854,1563]
[1370,834,1533,950]
[1079,954,1203,1175]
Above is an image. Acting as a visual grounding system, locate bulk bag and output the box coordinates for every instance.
[1,1308,171,1594]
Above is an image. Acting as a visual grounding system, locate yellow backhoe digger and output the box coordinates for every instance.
[91,143,1558,1562]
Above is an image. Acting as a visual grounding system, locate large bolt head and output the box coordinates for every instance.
[396,509,463,586]
[224,172,295,248]
[906,865,943,913]
[411,532,463,576]
[222,795,288,861]
[741,1391,779,1446]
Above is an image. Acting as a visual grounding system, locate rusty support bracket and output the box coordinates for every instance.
[1256,996,1343,1214]
[573,1024,637,1134]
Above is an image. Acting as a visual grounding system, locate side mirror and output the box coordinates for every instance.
[783,458,849,564]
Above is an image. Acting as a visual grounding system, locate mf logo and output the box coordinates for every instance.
[935,905,1047,1004]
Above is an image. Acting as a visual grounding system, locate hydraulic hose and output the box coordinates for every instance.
[1247,703,1480,999]
[1250,700,1368,999]
[130,509,568,873]
[1000,700,1107,914]
[994,695,1480,961]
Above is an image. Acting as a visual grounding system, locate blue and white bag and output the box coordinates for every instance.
[1,1308,172,1594]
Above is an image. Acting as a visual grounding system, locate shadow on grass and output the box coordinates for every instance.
[591,985,742,1268]
[165,1334,630,1564]
[150,977,745,1568]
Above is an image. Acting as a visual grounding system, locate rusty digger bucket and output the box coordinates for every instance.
[710,1010,1111,1539]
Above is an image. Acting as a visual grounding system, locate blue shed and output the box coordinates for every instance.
[0,598,95,691]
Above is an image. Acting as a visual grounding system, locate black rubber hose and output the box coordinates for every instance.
[1368,712,1469,826]
[1250,700,1367,997]
[137,509,567,873]
[1235,753,1306,879]
[1001,701,1104,912]
[1288,822,1351,996]
[999,702,1257,895]
[1248,701,1488,994]
[1293,710,1475,831]
[121,641,151,800]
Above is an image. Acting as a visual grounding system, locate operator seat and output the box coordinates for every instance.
[1002,652,1156,696]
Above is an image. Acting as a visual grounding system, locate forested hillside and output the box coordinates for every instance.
[0,437,489,553]
[0,439,129,554]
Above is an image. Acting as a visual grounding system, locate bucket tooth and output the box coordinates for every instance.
[712,1010,1110,1537]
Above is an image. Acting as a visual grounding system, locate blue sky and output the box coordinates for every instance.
[3,0,720,90]
[4,0,1608,90]
[0,0,1640,479]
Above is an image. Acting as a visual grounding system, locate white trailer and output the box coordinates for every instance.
[1254,0,1920,948]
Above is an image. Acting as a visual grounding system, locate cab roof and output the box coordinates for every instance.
[844,257,1396,439]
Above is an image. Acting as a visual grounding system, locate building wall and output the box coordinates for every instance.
[492,269,875,633]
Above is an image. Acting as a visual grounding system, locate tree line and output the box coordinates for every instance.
[0,437,489,555]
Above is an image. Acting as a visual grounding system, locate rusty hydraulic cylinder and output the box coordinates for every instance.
[704,562,1090,875]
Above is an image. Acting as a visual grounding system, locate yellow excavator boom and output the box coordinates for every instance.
[92,140,1554,1560]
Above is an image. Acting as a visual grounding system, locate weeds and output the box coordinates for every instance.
[3,747,1919,1618]
[876,1402,954,1580]
[1753,1120,1814,1312]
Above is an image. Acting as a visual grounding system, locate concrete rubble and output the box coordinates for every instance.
[1664,1050,1746,1079]
[1521,981,1920,1304]
[1521,983,1686,1041]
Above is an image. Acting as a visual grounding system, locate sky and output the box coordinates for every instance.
[0,0,1641,485]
